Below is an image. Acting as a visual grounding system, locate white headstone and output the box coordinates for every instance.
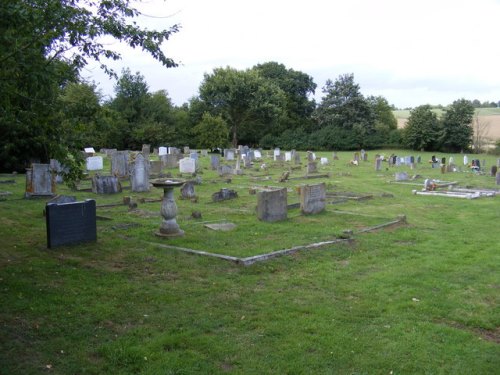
[159,147,168,156]
[320,157,328,165]
[86,156,103,171]
[285,152,292,162]
[84,147,95,154]
[254,150,262,159]
[179,158,196,174]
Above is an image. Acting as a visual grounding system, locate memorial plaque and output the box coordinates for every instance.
[46,199,97,248]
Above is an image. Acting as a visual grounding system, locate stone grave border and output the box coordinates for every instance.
[145,215,407,266]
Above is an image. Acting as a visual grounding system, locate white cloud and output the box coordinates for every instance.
[85,0,500,107]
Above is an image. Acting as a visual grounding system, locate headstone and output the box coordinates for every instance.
[161,154,178,169]
[25,164,55,198]
[275,154,285,162]
[375,157,382,171]
[254,150,262,159]
[190,152,198,160]
[111,151,129,177]
[84,147,95,155]
[212,188,238,202]
[86,156,103,171]
[497,172,500,185]
[92,175,122,194]
[294,152,301,165]
[142,144,151,156]
[242,155,251,168]
[285,152,292,162]
[211,155,220,170]
[179,158,196,174]
[497,158,500,167]
[333,152,339,160]
[307,162,317,174]
[158,147,168,156]
[130,153,149,192]
[150,160,162,175]
[256,188,288,222]
[463,155,468,165]
[183,146,190,154]
[360,149,366,160]
[441,157,446,165]
[201,149,208,157]
[491,165,498,177]
[273,148,281,160]
[449,156,454,164]
[46,199,97,248]
[225,149,235,161]
[300,183,326,215]
[320,157,328,165]
[353,152,360,162]
[180,181,196,199]
[248,150,255,161]
[218,165,233,176]
[417,155,422,164]
[395,172,409,181]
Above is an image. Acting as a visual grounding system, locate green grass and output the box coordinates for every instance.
[1,150,499,374]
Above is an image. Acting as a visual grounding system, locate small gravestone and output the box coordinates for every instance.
[158,147,168,156]
[180,181,196,199]
[257,188,287,222]
[285,152,292,162]
[130,153,149,192]
[333,152,339,160]
[111,151,129,177]
[142,144,150,154]
[212,188,238,202]
[273,148,281,160]
[86,156,103,171]
[179,158,196,174]
[150,160,162,175]
[218,165,233,176]
[497,158,500,167]
[307,151,314,162]
[294,152,301,165]
[395,172,409,181]
[92,175,122,194]
[375,157,382,171]
[463,155,469,165]
[320,157,328,165]
[84,147,95,156]
[417,155,422,164]
[242,155,251,168]
[254,150,262,159]
[300,183,326,215]
[307,161,317,174]
[46,199,97,248]
[25,164,55,198]
[491,165,498,177]
[201,149,208,157]
[161,154,178,169]
[225,149,235,161]
[353,152,360,162]
[496,171,500,185]
[211,155,220,170]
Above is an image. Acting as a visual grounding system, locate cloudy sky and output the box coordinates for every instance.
[85,0,500,108]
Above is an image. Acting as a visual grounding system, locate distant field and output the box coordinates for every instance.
[394,108,500,140]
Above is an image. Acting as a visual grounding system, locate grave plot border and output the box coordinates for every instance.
[146,215,407,266]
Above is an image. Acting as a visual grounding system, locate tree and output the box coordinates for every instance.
[403,105,440,150]
[439,99,474,152]
[1,0,179,173]
[198,67,285,147]
[193,113,229,150]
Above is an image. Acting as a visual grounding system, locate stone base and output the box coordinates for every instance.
[155,230,185,238]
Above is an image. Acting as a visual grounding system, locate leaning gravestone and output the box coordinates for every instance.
[111,151,129,177]
[130,153,149,192]
[25,163,55,198]
[92,175,122,194]
[256,188,287,222]
[300,183,326,215]
[46,199,97,248]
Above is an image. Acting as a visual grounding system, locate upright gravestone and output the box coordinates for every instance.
[180,181,196,199]
[353,152,360,162]
[211,155,220,170]
[375,157,382,171]
[50,159,65,184]
[497,158,500,167]
[218,165,233,176]
[150,160,162,175]
[46,199,97,248]
[183,146,190,154]
[254,150,262,159]
[463,155,469,165]
[111,151,129,177]
[158,146,168,156]
[225,149,235,161]
[417,155,422,164]
[491,165,498,177]
[161,154,178,169]
[497,171,500,185]
[333,152,339,160]
[300,183,326,215]
[273,148,281,161]
[92,175,122,194]
[307,161,318,174]
[294,152,301,165]
[179,158,196,174]
[25,164,55,198]
[320,157,328,165]
[86,156,103,171]
[201,149,208,157]
[142,144,151,157]
[307,151,314,162]
[242,155,251,168]
[130,153,149,192]
[190,152,199,160]
[256,188,288,222]
[285,152,292,162]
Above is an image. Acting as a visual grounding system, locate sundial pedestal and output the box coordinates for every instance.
[152,179,185,237]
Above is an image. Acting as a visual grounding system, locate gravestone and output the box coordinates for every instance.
[212,188,238,202]
[225,149,235,161]
[218,165,233,176]
[497,172,500,185]
[320,157,328,165]
[84,147,95,155]
[375,157,382,171]
[353,152,360,162]
[211,155,220,170]
[46,199,97,248]
[25,164,55,198]
[395,172,409,181]
[92,175,122,194]
[86,156,103,171]
[111,151,129,177]
[158,146,168,156]
[254,150,262,159]
[360,149,366,160]
[417,155,422,164]
[463,155,468,165]
[161,154,178,169]
[300,183,326,215]
[150,160,162,175]
[201,149,208,157]
[183,146,190,154]
[190,152,198,160]
[275,154,285,162]
[491,165,498,177]
[179,158,196,174]
[142,144,151,156]
[50,159,66,184]
[242,155,251,168]
[273,148,281,160]
[130,153,149,192]
[307,161,317,174]
[248,150,255,161]
[294,152,301,165]
[180,181,196,199]
[256,188,287,222]
[333,152,339,160]
[497,158,500,167]
[285,152,292,162]
[307,151,314,162]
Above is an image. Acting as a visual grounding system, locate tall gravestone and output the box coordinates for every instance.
[307,161,317,174]
[111,151,129,177]
[211,155,220,170]
[25,164,55,198]
[300,183,326,215]
[130,153,150,192]
[375,157,382,171]
[497,172,500,185]
[256,188,288,222]
[46,199,97,248]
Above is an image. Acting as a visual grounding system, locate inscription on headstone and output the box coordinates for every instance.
[257,188,287,222]
[300,183,326,215]
[130,153,149,192]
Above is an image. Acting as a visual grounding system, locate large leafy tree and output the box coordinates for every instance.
[193,113,229,150]
[439,99,474,152]
[403,105,440,150]
[0,0,179,172]
[198,67,285,147]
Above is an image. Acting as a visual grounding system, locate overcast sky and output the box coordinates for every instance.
[84,0,500,108]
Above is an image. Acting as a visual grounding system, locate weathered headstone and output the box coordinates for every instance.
[180,181,196,199]
[256,188,288,222]
[254,150,262,159]
[294,152,301,165]
[25,164,55,198]
[183,146,190,154]
[212,188,238,202]
[46,199,97,248]
[307,161,318,174]
[92,175,122,194]
[50,159,66,184]
[285,152,292,162]
[395,172,409,181]
[161,154,178,169]
[211,155,220,170]
[150,160,162,175]
[225,149,235,161]
[84,147,95,155]
[300,183,326,215]
[86,156,103,171]
[190,152,198,160]
[375,157,382,171]
[491,165,498,177]
[242,155,251,168]
[201,149,208,157]
[142,144,151,156]
[111,151,129,177]
[179,158,196,174]
[130,153,149,192]
[218,165,233,176]
[273,148,281,161]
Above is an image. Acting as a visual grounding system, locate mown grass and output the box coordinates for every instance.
[0,150,499,374]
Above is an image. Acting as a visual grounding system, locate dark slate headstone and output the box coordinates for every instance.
[46,199,97,248]
[491,165,498,177]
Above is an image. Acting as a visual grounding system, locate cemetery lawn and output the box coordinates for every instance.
[0,150,499,374]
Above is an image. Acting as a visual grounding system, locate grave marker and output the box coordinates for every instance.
[86,156,103,171]
[130,153,150,192]
[179,158,196,174]
[256,188,288,222]
[300,183,326,215]
[25,164,55,198]
[92,175,122,194]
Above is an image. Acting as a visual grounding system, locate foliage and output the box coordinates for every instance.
[403,105,440,150]
[193,113,229,150]
[439,99,474,152]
